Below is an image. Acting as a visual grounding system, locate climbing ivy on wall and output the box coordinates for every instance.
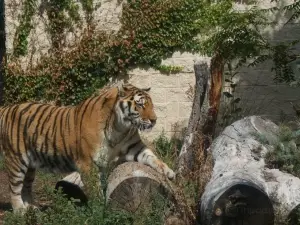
[46,0,82,49]
[6,0,276,106]
[5,0,205,106]
[116,0,203,68]
[13,0,38,57]
[12,0,96,55]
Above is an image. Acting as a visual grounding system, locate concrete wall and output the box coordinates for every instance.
[4,0,300,141]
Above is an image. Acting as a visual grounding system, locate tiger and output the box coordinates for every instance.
[0,83,175,212]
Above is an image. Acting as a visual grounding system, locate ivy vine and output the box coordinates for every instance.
[46,0,82,49]
[6,0,285,106]
[13,0,38,57]
[6,0,204,106]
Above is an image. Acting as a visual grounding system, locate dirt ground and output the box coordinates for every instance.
[0,171,10,223]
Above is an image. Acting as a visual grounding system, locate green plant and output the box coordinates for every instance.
[218,62,243,129]
[13,0,38,57]
[0,157,5,170]
[251,132,270,145]
[3,187,134,225]
[132,192,170,225]
[248,0,300,84]
[153,131,182,169]
[264,125,300,177]
[249,40,300,84]
[156,64,184,74]
[3,165,176,225]
[5,0,206,106]
[196,0,269,66]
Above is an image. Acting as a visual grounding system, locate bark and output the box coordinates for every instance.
[177,54,224,176]
[177,60,209,175]
[0,0,5,105]
[199,116,300,225]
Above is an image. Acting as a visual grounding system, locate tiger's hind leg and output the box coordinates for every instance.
[6,157,28,212]
[22,167,36,207]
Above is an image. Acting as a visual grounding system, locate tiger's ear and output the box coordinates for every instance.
[122,83,135,91]
[118,87,126,97]
[142,87,151,92]
[118,83,130,97]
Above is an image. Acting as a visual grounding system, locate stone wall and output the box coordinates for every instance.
[4,0,300,141]
[124,54,211,139]
[4,0,123,66]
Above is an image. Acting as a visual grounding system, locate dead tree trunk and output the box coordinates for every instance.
[177,54,224,176]
[199,116,300,225]
[177,60,209,174]
[0,0,5,105]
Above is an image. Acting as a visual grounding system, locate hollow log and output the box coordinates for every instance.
[199,116,300,225]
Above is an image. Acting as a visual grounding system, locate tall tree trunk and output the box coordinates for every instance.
[177,53,224,177]
[0,0,5,105]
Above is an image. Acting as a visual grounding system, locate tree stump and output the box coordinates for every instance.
[106,162,192,224]
[57,162,188,224]
[199,116,300,225]
[106,162,175,212]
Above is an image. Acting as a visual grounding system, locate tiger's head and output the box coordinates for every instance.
[116,83,157,132]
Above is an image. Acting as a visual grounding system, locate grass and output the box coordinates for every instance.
[263,125,300,178]
[3,168,134,225]
[3,173,173,225]
[152,130,182,169]
[252,123,300,225]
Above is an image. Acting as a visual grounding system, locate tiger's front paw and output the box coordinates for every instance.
[162,164,176,180]
[151,158,176,180]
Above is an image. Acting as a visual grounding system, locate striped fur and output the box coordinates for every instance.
[0,83,175,212]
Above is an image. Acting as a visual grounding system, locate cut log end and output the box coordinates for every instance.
[55,180,88,207]
[287,204,300,225]
[106,162,174,213]
[200,182,274,225]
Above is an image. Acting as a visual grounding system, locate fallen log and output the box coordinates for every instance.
[199,116,300,225]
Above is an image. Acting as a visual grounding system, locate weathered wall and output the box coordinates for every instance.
[231,0,300,123]
[4,0,300,141]
[4,0,123,66]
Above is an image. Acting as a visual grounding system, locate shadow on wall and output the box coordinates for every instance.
[221,0,300,127]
